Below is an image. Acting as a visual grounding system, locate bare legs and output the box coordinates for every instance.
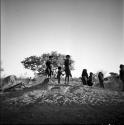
[65,75,69,85]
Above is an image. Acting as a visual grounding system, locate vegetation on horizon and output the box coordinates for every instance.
[21,51,75,75]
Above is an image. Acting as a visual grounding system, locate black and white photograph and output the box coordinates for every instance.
[1,0,124,124]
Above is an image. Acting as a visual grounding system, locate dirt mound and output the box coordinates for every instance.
[1,75,17,90]
[1,78,124,124]
[3,81,124,106]
[104,78,123,91]
[93,77,123,91]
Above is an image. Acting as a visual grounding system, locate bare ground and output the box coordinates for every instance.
[0,79,124,124]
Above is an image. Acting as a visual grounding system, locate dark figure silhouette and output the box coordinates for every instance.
[45,56,53,78]
[64,55,72,84]
[119,64,124,91]
[81,69,88,85]
[57,66,64,84]
[87,72,93,86]
[98,72,104,88]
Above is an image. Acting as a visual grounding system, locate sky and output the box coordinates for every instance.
[1,0,124,78]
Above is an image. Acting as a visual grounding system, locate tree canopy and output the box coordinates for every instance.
[21,51,74,75]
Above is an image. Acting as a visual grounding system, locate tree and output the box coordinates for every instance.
[109,72,118,76]
[21,51,74,75]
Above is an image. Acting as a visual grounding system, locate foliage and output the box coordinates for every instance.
[109,72,118,76]
[21,51,74,75]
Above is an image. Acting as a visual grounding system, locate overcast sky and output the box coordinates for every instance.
[1,0,124,77]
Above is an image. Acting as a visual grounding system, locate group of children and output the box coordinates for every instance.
[81,69,94,87]
[45,55,124,91]
[45,55,72,84]
[81,69,106,88]
[81,65,124,90]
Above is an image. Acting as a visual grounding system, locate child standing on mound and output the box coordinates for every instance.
[119,64,124,91]
[57,66,64,84]
[64,55,72,84]
[98,72,104,88]
[45,56,53,78]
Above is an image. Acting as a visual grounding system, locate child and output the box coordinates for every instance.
[119,64,124,91]
[81,69,88,85]
[87,72,93,86]
[57,66,64,84]
[45,56,53,78]
[64,55,72,84]
[98,72,104,88]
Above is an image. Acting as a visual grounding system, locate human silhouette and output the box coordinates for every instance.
[87,72,94,86]
[98,72,104,88]
[57,66,64,84]
[45,56,53,78]
[81,69,88,85]
[64,55,72,84]
[119,64,124,91]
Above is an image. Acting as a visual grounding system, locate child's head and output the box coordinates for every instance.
[90,72,93,76]
[120,64,124,70]
[83,69,87,73]
[49,56,53,61]
[66,55,70,59]
[58,66,61,70]
[99,72,103,76]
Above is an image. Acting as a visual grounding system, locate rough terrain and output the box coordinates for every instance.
[1,78,124,124]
